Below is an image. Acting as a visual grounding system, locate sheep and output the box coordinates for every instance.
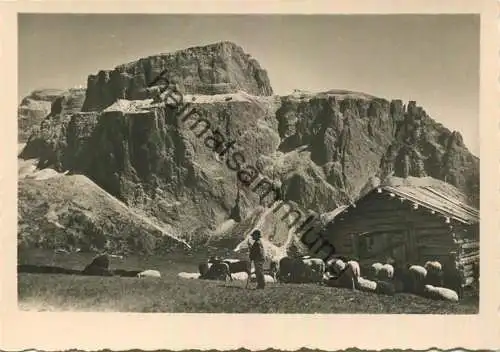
[202,261,232,281]
[231,272,250,281]
[198,262,212,278]
[369,262,384,280]
[209,257,252,287]
[379,263,395,281]
[327,258,347,276]
[341,260,361,290]
[137,269,161,278]
[408,265,427,294]
[423,285,459,302]
[424,260,444,286]
[356,277,377,292]
[250,273,276,284]
[177,272,200,280]
[425,261,443,272]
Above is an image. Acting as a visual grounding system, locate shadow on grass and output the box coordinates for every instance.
[18,264,143,278]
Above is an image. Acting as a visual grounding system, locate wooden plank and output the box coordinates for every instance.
[462,250,480,258]
[463,268,474,277]
[417,240,456,248]
[416,234,454,242]
[463,263,474,271]
[460,255,479,265]
[407,223,417,262]
[413,221,452,229]
[464,277,474,286]
[414,228,450,236]
[460,242,480,250]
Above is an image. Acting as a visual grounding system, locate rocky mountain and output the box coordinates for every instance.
[18,89,65,142]
[18,41,479,256]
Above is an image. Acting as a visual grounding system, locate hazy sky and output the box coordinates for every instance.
[18,14,479,155]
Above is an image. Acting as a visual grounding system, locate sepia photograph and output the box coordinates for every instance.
[16,13,481,314]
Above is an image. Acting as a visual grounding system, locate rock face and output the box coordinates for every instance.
[82,41,274,112]
[18,41,479,255]
[18,89,66,142]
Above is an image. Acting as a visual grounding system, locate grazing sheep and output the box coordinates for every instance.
[278,256,325,283]
[251,273,275,284]
[177,272,200,280]
[209,257,253,287]
[369,262,384,280]
[202,261,232,281]
[327,258,347,276]
[338,260,361,290]
[423,285,459,302]
[231,272,250,281]
[425,261,442,272]
[408,265,427,294]
[356,277,377,292]
[379,263,395,281]
[347,260,361,277]
[137,269,161,278]
[198,262,212,278]
[424,260,444,286]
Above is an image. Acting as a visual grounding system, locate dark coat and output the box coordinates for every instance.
[249,239,265,262]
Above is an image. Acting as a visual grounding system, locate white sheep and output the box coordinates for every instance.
[346,260,361,278]
[231,272,250,281]
[357,277,377,292]
[379,263,395,281]
[408,265,427,293]
[327,258,346,276]
[370,262,384,279]
[251,273,276,284]
[177,272,200,280]
[423,284,459,302]
[343,260,361,290]
[137,269,161,278]
[424,261,442,273]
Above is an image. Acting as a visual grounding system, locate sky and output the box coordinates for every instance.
[18,14,479,156]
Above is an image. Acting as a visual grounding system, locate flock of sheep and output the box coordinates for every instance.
[49,247,475,304]
[177,254,475,303]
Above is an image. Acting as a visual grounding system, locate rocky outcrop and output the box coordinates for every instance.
[18,41,479,255]
[82,41,273,112]
[20,88,90,169]
[18,89,67,142]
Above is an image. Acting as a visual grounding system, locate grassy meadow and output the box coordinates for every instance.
[18,249,479,313]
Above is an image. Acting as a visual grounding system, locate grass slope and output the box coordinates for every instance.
[18,249,478,314]
[18,170,191,253]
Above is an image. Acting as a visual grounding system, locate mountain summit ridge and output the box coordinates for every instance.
[18,41,479,255]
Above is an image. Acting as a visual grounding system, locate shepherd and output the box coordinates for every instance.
[249,229,266,289]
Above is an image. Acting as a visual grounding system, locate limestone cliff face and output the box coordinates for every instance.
[18,41,479,254]
[82,41,274,112]
[18,89,69,142]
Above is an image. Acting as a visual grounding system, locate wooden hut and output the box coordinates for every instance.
[324,184,479,286]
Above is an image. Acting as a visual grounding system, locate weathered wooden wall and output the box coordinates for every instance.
[324,191,479,285]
